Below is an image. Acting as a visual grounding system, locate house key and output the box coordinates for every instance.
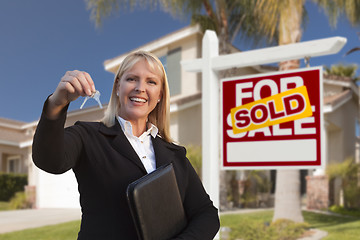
[80,90,103,109]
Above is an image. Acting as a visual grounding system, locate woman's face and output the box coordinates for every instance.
[117,59,162,124]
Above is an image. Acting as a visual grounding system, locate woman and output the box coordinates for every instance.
[32,50,220,239]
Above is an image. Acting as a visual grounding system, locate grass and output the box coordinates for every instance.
[0,210,359,239]
[0,202,10,211]
[303,211,360,240]
[0,221,81,240]
[220,210,360,240]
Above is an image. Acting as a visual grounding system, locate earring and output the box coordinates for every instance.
[157,99,160,103]
[116,92,119,96]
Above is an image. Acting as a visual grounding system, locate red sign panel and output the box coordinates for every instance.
[221,67,324,169]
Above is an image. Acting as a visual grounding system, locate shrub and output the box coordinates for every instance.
[185,145,202,179]
[0,173,28,201]
[240,170,272,208]
[327,157,360,209]
[9,191,32,209]
[329,205,360,218]
[229,219,309,240]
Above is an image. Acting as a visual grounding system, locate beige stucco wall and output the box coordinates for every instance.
[177,103,202,146]
[180,34,202,95]
[325,97,358,207]
[65,107,107,127]
[326,98,358,164]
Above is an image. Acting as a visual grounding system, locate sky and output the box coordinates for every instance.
[1,0,360,123]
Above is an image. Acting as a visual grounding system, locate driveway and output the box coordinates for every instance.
[0,208,81,234]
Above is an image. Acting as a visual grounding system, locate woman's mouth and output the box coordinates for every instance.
[130,97,147,103]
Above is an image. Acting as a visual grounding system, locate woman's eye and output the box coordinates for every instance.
[148,80,157,85]
[126,77,135,82]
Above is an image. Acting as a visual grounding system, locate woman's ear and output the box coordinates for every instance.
[158,90,163,102]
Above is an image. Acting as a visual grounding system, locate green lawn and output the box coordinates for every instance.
[220,210,360,240]
[0,210,359,239]
[0,221,80,240]
[303,211,360,240]
[0,202,10,211]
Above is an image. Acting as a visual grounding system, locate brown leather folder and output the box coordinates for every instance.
[126,163,187,240]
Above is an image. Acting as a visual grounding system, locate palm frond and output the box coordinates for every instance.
[85,0,159,27]
[159,0,203,20]
[324,63,358,78]
[345,47,360,56]
[191,14,217,33]
[312,0,360,27]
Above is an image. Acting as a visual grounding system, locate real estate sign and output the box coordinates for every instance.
[221,67,324,169]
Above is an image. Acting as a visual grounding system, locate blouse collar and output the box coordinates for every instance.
[117,116,158,139]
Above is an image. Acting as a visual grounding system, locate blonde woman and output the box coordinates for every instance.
[33,51,219,239]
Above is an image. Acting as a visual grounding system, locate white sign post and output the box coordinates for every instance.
[181,30,346,237]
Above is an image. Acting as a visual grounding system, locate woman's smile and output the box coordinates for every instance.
[129,96,147,103]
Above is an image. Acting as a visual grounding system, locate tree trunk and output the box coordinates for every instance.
[273,170,304,222]
[218,26,237,211]
[273,0,304,223]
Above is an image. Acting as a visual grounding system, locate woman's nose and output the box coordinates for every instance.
[135,81,145,93]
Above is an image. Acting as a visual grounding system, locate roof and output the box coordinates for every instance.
[170,92,201,113]
[0,117,37,130]
[0,117,37,148]
[324,74,359,99]
[324,74,353,83]
[324,89,353,113]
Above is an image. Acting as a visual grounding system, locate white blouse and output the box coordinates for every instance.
[117,116,158,173]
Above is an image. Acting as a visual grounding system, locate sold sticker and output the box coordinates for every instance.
[230,85,312,134]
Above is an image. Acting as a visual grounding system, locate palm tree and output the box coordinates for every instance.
[251,0,360,223]
[324,64,358,78]
[85,0,360,222]
[86,0,269,54]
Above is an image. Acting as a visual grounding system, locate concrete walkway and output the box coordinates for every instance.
[0,208,81,234]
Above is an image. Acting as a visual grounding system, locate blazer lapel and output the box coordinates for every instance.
[99,121,147,174]
[152,136,175,168]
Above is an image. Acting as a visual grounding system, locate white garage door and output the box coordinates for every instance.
[36,169,80,209]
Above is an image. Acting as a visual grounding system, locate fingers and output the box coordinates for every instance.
[61,70,95,97]
[47,70,98,117]
[83,71,96,93]
[50,70,97,108]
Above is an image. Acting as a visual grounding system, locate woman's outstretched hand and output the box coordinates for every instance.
[46,70,96,119]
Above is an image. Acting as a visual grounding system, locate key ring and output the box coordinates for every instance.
[80,90,103,109]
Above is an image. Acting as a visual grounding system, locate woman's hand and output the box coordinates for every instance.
[46,70,96,119]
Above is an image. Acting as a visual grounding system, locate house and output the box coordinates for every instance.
[0,24,358,209]
[0,118,35,175]
[306,74,360,209]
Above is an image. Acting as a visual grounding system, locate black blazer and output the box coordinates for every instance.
[32,101,220,240]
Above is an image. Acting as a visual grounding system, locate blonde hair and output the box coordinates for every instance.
[101,50,172,143]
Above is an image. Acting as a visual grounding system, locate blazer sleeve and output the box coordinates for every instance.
[32,98,83,174]
[172,156,220,239]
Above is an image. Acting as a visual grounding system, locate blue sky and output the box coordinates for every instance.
[1,0,360,122]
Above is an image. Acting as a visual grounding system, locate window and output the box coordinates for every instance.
[159,48,182,96]
[7,155,20,173]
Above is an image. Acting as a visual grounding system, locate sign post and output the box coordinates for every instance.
[181,30,346,238]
